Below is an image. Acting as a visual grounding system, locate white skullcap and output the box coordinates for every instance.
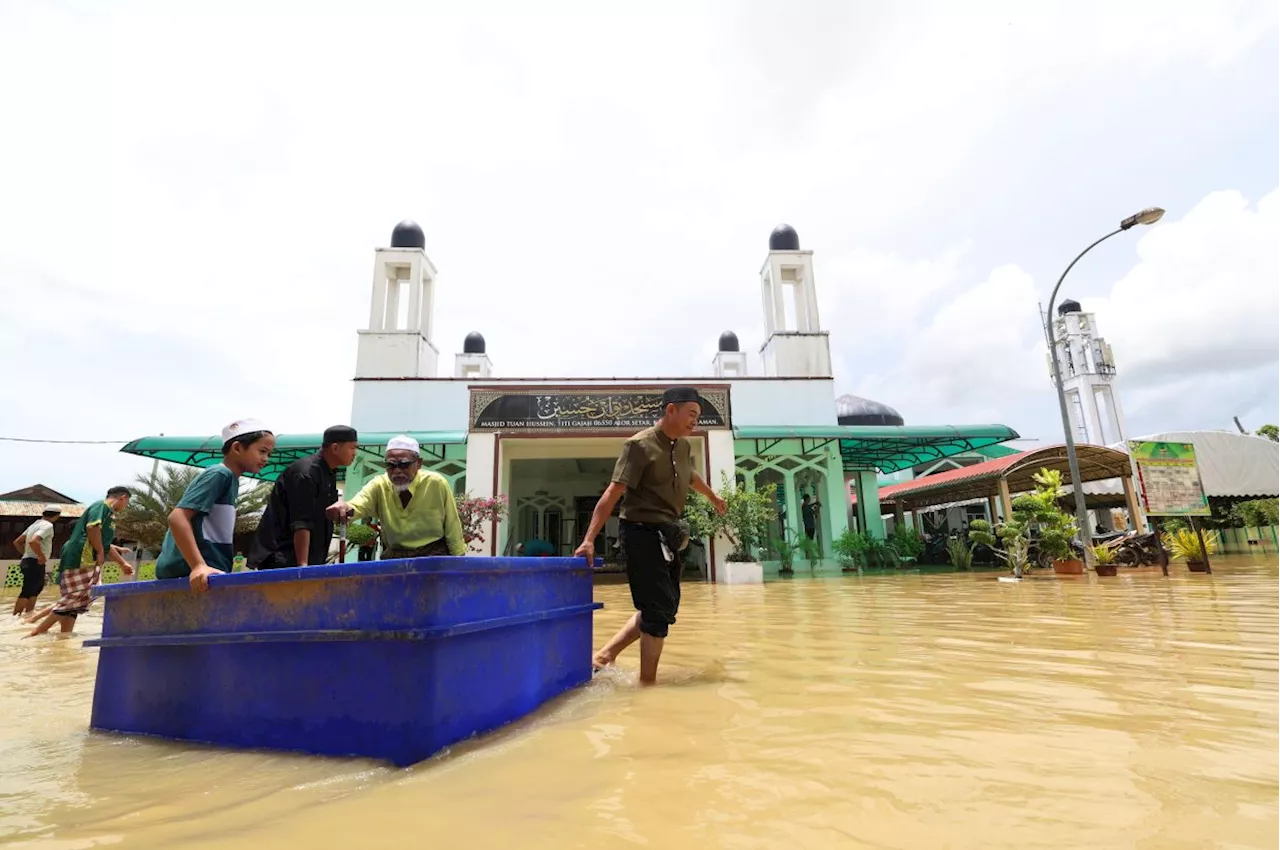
[222,418,269,443]
[385,434,420,455]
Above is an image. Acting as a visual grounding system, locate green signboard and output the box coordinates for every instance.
[1129,440,1211,517]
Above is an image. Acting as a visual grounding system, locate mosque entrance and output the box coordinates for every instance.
[496,435,709,562]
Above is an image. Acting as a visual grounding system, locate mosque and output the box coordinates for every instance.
[123,220,1025,581]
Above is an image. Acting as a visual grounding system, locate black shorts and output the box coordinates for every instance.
[19,558,45,599]
[620,520,683,639]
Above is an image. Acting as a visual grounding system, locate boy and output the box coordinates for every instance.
[155,419,275,592]
[11,506,60,616]
[27,488,134,636]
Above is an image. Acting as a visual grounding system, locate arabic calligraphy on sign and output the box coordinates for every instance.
[470,389,730,432]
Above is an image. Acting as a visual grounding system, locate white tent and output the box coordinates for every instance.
[1084,430,1280,501]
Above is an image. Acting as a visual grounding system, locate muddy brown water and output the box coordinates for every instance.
[2,558,1276,849]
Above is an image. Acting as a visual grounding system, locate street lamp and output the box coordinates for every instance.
[1045,206,1165,565]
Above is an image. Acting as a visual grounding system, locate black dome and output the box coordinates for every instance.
[718,331,740,352]
[463,332,486,354]
[1057,299,1082,315]
[836,394,905,427]
[391,220,425,249]
[768,223,800,251]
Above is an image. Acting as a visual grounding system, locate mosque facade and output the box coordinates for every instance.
[340,221,1020,579]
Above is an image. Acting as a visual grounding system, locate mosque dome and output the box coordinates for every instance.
[768,223,800,251]
[1057,299,1082,315]
[718,331,740,352]
[463,332,486,354]
[836,394,905,427]
[391,220,426,249]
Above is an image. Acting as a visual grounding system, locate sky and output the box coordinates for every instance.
[1,0,1277,502]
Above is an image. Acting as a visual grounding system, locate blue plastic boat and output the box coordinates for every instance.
[83,557,602,767]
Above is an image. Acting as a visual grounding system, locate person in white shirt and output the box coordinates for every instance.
[11,507,60,616]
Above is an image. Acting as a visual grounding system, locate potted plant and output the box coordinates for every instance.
[969,518,1031,579]
[834,528,869,572]
[795,534,823,572]
[946,536,974,571]
[889,526,925,565]
[1161,527,1218,572]
[456,494,510,553]
[1017,468,1082,575]
[770,532,797,575]
[686,474,778,584]
[1090,543,1118,577]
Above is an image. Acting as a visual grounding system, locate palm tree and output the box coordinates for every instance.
[116,464,273,555]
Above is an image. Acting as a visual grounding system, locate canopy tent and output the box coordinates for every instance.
[857,444,1135,512]
[119,431,467,482]
[1085,430,1280,502]
[733,424,1021,474]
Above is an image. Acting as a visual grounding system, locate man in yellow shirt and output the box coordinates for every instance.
[328,435,466,558]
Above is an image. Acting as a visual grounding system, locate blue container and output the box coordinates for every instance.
[84,557,603,767]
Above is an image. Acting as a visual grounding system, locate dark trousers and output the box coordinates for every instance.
[620,520,683,639]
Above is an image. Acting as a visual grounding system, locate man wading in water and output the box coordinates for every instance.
[575,387,726,685]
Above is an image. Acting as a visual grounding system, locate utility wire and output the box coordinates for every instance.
[0,436,128,445]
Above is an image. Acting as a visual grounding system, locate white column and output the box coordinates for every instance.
[406,258,422,337]
[707,429,737,582]
[369,265,387,331]
[823,448,849,556]
[782,468,800,545]
[465,433,497,555]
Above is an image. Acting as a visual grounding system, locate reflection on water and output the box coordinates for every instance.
[2,558,1276,849]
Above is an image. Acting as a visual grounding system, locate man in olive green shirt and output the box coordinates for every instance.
[329,435,466,558]
[575,387,725,685]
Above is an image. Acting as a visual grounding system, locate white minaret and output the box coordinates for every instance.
[1045,299,1127,445]
[712,330,748,377]
[758,224,832,378]
[355,220,440,379]
[454,331,494,379]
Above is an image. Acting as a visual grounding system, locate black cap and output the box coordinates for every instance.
[661,387,703,407]
[324,425,358,444]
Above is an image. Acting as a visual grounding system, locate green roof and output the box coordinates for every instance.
[733,425,1021,474]
[120,431,467,482]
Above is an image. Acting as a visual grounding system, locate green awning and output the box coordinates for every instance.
[733,424,1021,474]
[120,431,468,482]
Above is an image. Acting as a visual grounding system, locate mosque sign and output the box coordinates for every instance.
[469,387,731,432]
[1129,440,1212,517]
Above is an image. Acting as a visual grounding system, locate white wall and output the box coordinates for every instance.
[351,376,839,434]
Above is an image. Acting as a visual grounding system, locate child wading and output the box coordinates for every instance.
[26,488,134,637]
[155,419,275,591]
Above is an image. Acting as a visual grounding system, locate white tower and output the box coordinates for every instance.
[758,224,832,378]
[1045,299,1127,445]
[355,220,440,379]
[455,331,494,379]
[712,330,748,378]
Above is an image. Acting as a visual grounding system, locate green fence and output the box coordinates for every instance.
[1214,525,1279,555]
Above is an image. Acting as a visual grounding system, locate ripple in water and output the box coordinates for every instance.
[1,558,1276,849]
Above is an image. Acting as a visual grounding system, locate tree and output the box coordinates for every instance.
[115,464,272,554]
[1257,424,1278,442]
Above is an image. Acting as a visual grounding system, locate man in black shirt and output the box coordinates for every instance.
[249,425,359,569]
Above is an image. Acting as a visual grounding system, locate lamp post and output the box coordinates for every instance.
[1045,207,1164,566]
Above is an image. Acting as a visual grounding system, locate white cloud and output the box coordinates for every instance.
[1086,187,1279,387]
[845,185,1280,433]
[0,1,1274,500]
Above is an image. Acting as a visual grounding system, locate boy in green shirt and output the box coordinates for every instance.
[155,419,275,592]
[26,487,134,637]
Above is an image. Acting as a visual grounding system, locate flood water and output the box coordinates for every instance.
[2,557,1276,850]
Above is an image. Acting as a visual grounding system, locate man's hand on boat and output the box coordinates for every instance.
[573,539,594,565]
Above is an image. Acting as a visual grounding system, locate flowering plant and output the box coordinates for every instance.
[457,494,509,545]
